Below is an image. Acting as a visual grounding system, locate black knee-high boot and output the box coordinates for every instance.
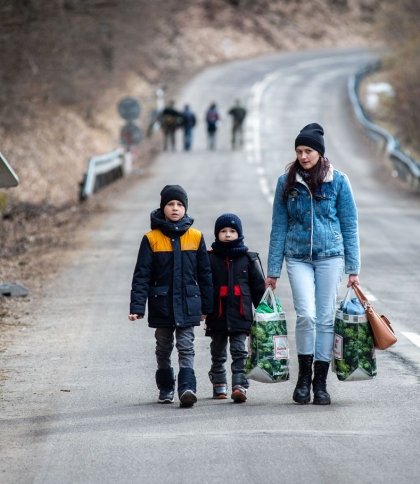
[293,354,313,404]
[312,360,331,405]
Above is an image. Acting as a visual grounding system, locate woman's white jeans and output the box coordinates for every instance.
[286,256,344,362]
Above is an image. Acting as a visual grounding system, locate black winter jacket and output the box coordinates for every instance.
[205,251,265,335]
[130,210,213,328]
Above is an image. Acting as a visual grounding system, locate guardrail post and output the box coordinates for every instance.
[79,147,127,201]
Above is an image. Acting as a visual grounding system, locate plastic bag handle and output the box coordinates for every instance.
[261,286,281,312]
[341,286,354,307]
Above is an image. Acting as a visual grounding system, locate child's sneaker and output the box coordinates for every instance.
[231,385,247,403]
[158,389,174,404]
[179,389,197,408]
[212,383,228,399]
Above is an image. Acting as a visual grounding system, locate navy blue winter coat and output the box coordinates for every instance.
[205,251,265,335]
[130,210,213,328]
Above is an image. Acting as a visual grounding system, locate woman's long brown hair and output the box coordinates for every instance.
[282,156,330,202]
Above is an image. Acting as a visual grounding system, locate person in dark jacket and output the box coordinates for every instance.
[129,185,213,408]
[159,100,183,151]
[205,213,265,403]
[182,104,197,151]
[205,102,220,150]
[228,99,247,150]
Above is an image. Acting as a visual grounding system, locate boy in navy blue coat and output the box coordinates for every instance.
[205,213,265,402]
[129,185,213,407]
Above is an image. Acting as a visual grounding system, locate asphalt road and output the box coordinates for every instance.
[1,47,420,484]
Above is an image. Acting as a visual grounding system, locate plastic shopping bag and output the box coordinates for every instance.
[245,287,290,383]
[332,287,377,381]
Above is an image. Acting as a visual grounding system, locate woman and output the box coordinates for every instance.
[265,123,360,405]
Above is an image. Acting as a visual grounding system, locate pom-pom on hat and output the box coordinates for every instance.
[160,184,188,212]
[214,213,243,238]
[294,123,325,156]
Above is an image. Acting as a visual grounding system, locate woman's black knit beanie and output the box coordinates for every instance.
[294,123,325,156]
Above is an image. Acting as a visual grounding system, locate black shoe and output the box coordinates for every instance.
[158,389,175,404]
[213,383,228,399]
[156,368,175,404]
[312,360,331,405]
[293,354,313,404]
[231,385,247,403]
[179,389,197,408]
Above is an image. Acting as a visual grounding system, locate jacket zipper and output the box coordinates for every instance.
[298,180,313,261]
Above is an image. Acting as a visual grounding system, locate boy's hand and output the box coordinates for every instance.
[200,314,206,321]
[128,314,143,321]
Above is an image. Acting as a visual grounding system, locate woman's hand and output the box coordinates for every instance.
[347,274,360,287]
[265,277,278,290]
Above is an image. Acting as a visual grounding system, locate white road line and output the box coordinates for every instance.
[401,332,420,348]
[246,70,282,204]
[294,54,372,71]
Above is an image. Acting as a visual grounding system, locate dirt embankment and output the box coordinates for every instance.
[0,0,382,335]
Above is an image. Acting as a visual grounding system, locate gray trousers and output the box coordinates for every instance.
[155,326,195,369]
[208,332,249,388]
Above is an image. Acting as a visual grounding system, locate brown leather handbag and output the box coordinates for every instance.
[352,283,397,350]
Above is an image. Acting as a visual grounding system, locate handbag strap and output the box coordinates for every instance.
[352,283,370,309]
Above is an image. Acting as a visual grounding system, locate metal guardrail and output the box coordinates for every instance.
[348,61,420,191]
[79,148,132,201]
[0,151,19,188]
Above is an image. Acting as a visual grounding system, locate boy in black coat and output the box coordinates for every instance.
[206,213,265,402]
[129,185,213,407]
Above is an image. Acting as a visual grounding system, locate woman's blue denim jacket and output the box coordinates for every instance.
[267,165,360,278]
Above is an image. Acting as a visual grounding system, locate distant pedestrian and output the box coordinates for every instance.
[129,185,213,407]
[205,102,220,150]
[228,99,247,149]
[205,213,265,403]
[265,123,361,406]
[182,104,197,151]
[160,100,183,151]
